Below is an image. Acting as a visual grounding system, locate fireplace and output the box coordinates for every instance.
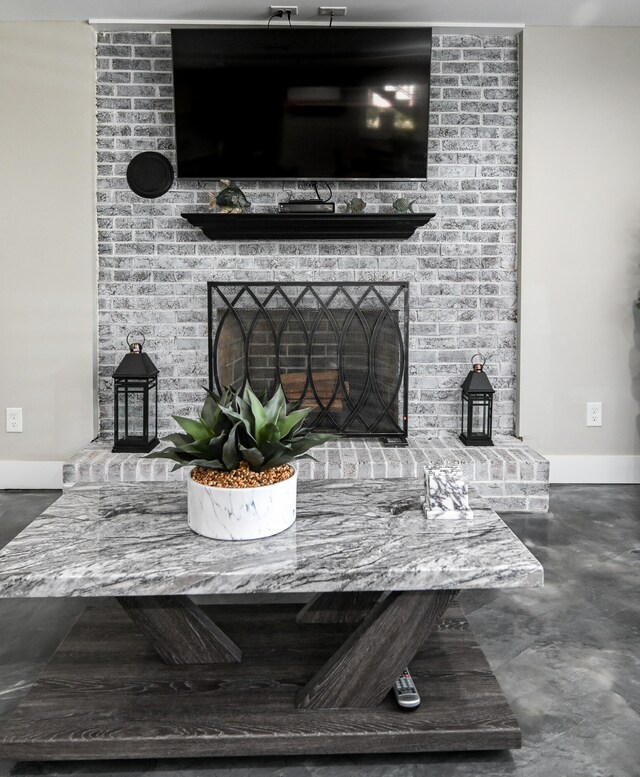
[208,282,409,441]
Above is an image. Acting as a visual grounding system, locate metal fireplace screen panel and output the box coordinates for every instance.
[208,282,409,439]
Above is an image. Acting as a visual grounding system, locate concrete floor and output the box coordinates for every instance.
[0,485,638,777]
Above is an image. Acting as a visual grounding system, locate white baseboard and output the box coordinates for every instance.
[546,455,640,484]
[0,461,64,490]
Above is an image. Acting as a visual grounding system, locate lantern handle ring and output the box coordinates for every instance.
[471,353,486,366]
[126,331,145,353]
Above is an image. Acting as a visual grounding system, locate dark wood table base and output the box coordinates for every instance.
[0,600,521,760]
[117,595,243,665]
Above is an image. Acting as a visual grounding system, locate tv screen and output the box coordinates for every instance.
[171,27,431,181]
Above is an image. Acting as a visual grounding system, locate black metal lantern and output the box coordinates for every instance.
[460,353,494,447]
[112,332,159,453]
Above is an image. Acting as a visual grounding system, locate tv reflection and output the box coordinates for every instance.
[367,85,417,132]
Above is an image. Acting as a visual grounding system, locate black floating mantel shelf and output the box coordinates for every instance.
[181,212,436,241]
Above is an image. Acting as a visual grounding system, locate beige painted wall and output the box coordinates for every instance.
[0,23,97,466]
[519,27,640,459]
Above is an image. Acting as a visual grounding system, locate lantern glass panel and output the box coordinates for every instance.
[123,385,145,440]
[114,384,125,443]
[148,382,157,440]
[461,394,469,436]
[471,396,492,437]
[471,399,487,435]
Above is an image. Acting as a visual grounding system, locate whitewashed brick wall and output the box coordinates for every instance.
[96,31,519,438]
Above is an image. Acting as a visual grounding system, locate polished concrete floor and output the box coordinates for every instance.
[0,485,638,777]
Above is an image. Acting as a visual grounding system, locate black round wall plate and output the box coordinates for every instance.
[126,152,174,199]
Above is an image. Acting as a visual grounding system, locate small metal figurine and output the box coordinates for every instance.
[210,179,251,213]
[392,197,416,214]
[343,197,366,214]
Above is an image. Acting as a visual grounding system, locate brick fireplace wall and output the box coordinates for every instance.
[96,32,519,438]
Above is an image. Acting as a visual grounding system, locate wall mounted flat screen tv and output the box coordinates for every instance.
[171,27,431,181]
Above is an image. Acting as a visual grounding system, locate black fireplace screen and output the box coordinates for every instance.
[208,282,409,440]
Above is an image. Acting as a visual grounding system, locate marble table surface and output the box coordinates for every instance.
[0,479,543,597]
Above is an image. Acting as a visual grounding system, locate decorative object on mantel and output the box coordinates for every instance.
[422,465,473,520]
[181,211,436,241]
[112,333,159,454]
[126,152,174,199]
[343,197,366,214]
[147,385,336,541]
[460,353,495,447]
[392,197,416,213]
[209,179,251,213]
[278,181,335,214]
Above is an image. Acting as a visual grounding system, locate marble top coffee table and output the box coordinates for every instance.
[0,478,543,761]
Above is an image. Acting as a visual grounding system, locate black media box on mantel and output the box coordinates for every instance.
[278,200,335,213]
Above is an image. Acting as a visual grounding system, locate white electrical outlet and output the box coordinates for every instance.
[318,6,348,15]
[586,402,602,427]
[270,5,298,14]
[6,407,22,433]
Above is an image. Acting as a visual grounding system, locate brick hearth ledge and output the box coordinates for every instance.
[64,433,549,513]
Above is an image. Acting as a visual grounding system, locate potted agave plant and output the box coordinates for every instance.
[148,385,335,541]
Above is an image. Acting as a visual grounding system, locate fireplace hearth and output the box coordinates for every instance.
[208,282,409,441]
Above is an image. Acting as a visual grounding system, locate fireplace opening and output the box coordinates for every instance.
[208,282,409,441]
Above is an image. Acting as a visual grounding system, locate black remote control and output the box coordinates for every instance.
[393,667,421,709]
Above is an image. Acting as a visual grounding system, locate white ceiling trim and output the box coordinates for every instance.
[88,19,525,33]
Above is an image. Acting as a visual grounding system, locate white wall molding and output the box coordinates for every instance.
[0,461,63,490]
[546,455,640,484]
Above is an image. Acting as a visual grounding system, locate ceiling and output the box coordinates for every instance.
[1,0,640,28]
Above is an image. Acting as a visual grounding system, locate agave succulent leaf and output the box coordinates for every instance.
[245,385,268,406]
[202,385,221,404]
[245,387,268,442]
[150,448,191,461]
[144,448,193,463]
[178,439,215,455]
[161,432,194,446]
[277,407,310,439]
[286,418,309,439]
[205,432,228,459]
[254,441,297,470]
[174,416,211,441]
[239,444,265,468]
[200,392,221,432]
[220,387,233,409]
[219,405,256,441]
[262,422,282,443]
[222,424,240,470]
[179,458,225,471]
[264,386,286,424]
[288,432,337,456]
[234,391,251,417]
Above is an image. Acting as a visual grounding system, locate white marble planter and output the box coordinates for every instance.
[187,467,297,541]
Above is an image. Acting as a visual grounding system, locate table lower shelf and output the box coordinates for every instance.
[0,601,520,760]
